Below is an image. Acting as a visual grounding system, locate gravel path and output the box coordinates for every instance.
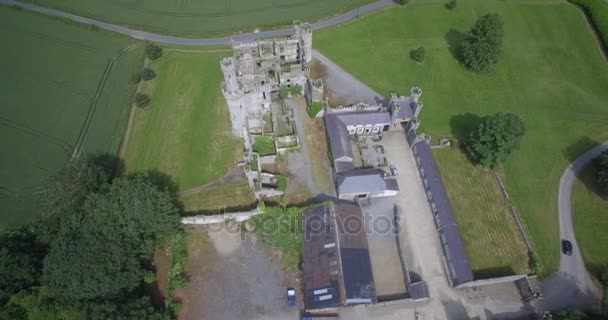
[0,0,394,45]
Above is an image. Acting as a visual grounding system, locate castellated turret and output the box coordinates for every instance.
[220,57,241,96]
[410,86,422,103]
[294,21,312,63]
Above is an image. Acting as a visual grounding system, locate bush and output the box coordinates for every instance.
[410,46,426,63]
[462,13,504,72]
[593,151,608,196]
[465,112,526,168]
[145,43,163,60]
[140,68,156,81]
[445,0,457,10]
[395,0,408,5]
[134,93,150,108]
[143,271,156,284]
[528,251,543,275]
[569,0,608,51]
[308,101,324,118]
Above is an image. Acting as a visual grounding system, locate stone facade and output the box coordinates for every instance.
[221,21,313,137]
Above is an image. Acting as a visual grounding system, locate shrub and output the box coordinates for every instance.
[143,271,156,284]
[410,46,426,63]
[569,0,608,51]
[593,151,608,196]
[140,68,156,81]
[462,13,504,72]
[308,101,324,118]
[465,112,526,168]
[445,0,457,10]
[145,43,163,60]
[528,251,543,275]
[395,0,408,5]
[134,93,150,108]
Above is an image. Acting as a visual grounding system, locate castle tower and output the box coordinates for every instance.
[220,57,240,95]
[410,86,422,103]
[294,21,313,63]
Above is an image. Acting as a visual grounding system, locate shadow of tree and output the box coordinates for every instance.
[445,28,466,63]
[473,266,515,280]
[449,112,482,143]
[562,137,607,200]
[89,152,124,181]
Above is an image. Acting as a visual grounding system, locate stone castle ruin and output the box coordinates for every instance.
[221,21,313,137]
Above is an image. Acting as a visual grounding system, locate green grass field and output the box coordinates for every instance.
[180,183,256,214]
[573,165,608,279]
[434,148,530,278]
[0,7,140,227]
[124,50,243,191]
[22,0,375,37]
[315,0,608,276]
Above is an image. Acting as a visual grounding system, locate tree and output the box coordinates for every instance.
[42,175,180,302]
[135,93,150,108]
[78,297,169,320]
[140,68,156,82]
[445,0,457,10]
[593,151,608,196]
[464,112,526,168]
[461,13,504,72]
[0,287,79,320]
[38,157,109,243]
[395,0,408,5]
[145,43,163,60]
[0,231,46,303]
[410,46,425,63]
[553,310,590,320]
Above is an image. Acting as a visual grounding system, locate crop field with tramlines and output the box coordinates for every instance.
[434,149,530,278]
[24,0,376,37]
[0,7,140,227]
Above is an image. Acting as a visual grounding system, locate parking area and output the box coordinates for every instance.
[180,225,300,320]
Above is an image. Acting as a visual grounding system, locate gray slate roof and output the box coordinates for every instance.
[412,140,474,286]
[336,168,391,195]
[390,96,415,121]
[325,113,353,165]
[334,111,391,127]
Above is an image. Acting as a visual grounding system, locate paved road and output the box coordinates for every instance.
[540,142,607,312]
[0,0,394,45]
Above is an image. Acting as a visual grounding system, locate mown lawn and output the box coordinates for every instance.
[0,7,139,227]
[434,148,530,278]
[180,183,256,214]
[573,165,608,279]
[23,0,375,37]
[315,0,608,276]
[125,50,243,190]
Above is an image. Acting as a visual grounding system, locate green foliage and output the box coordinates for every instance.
[0,287,79,320]
[249,206,305,268]
[308,101,324,118]
[167,231,188,298]
[145,43,163,60]
[0,231,46,303]
[554,310,591,320]
[465,112,526,168]
[143,271,156,284]
[528,251,543,275]
[395,0,408,5]
[410,46,425,63]
[462,13,504,72]
[569,0,608,51]
[279,84,303,99]
[593,151,608,196]
[78,297,169,320]
[249,154,259,172]
[253,136,276,156]
[445,0,457,10]
[42,175,180,302]
[140,68,157,81]
[276,175,288,192]
[135,93,151,108]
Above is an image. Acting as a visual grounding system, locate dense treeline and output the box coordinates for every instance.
[569,0,608,52]
[0,156,181,320]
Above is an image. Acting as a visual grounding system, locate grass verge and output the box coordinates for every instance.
[180,183,256,214]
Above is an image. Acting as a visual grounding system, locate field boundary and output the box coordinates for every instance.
[117,56,149,160]
[72,44,135,158]
[492,171,533,253]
